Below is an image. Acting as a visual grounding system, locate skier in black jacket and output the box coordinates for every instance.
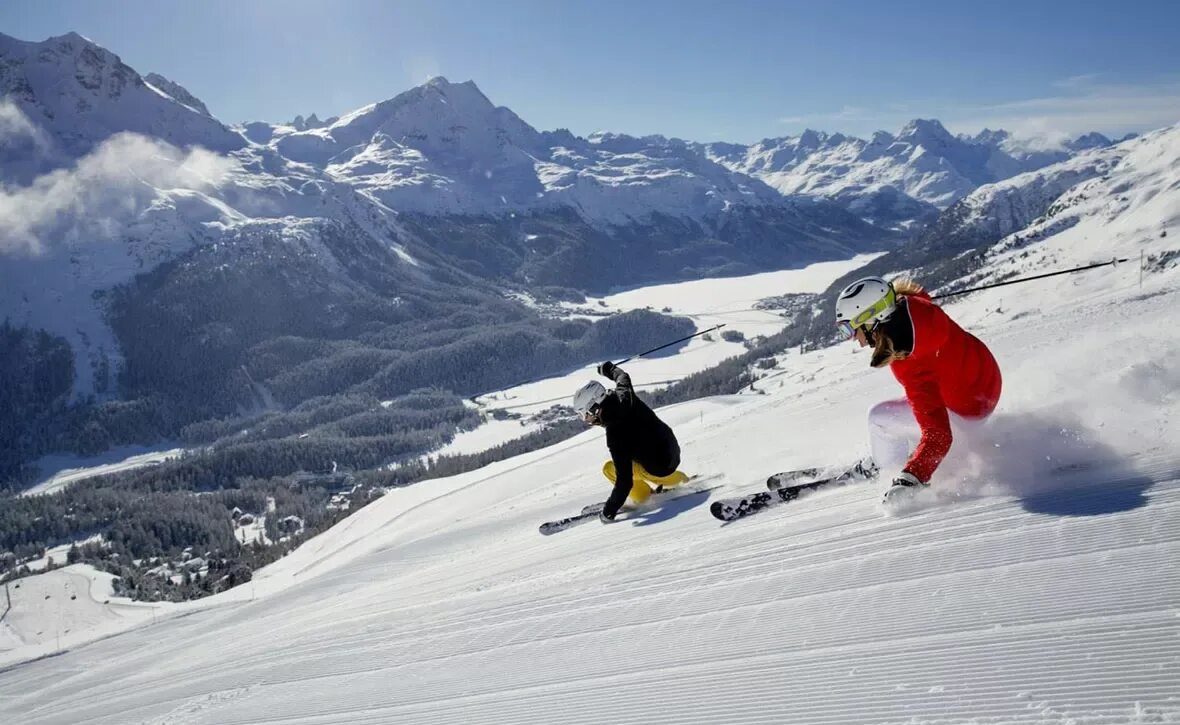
[572,361,688,523]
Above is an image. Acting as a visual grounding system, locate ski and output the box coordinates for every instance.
[710,479,829,522]
[765,467,822,490]
[539,508,602,535]
[766,458,877,490]
[539,474,723,535]
[711,460,879,522]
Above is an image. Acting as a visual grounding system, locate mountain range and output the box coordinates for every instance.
[0,30,1136,479]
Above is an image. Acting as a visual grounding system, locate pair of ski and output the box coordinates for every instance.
[708,459,879,522]
[539,462,878,534]
[538,475,723,535]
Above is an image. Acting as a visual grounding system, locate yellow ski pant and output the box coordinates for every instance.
[602,461,690,505]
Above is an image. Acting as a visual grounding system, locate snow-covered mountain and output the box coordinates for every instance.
[0,31,431,398]
[0,31,881,405]
[143,72,212,117]
[0,32,243,168]
[698,120,1115,227]
[915,145,1124,258]
[253,76,785,225]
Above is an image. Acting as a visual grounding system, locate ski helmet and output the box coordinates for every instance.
[835,276,896,338]
[572,380,608,420]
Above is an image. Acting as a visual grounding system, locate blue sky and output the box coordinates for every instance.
[2,0,1178,143]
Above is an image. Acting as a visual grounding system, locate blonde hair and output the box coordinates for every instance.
[892,277,925,297]
[868,277,923,368]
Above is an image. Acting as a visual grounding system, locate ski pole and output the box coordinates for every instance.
[614,324,726,365]
[469,324,725,404]
[931,258,1130,300]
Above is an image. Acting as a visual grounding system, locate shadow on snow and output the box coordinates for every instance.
[628,487,719,527]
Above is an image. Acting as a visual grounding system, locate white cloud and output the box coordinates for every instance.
[0,119,238,256]
[778,105,875,127]
[1052,73,1103,90]
[778,80,1180,145]
[0,98,52,155]
[404,55,442,86]
[945,81,1180,144]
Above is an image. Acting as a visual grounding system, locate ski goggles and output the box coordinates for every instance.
[836,288,896,339]
[580,403,603,424]
[836,319,858,339]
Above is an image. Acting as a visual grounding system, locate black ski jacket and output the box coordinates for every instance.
[599,366,680,518]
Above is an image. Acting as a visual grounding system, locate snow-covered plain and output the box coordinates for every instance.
[1,128,1178,723]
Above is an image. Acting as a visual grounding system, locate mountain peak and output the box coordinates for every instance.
[276,74,541,166]
[973,128,1011,146]
[898,118,954,145]
[43,31,94,47]
[0,31,244,155]
[419,77,493,107]
[287,112,336,131]
[1067,131,1113,151]
[798,129,824,147]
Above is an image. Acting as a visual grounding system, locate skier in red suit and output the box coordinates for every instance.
[834,276,1002,501]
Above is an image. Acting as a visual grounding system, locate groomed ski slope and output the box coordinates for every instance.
[3,272,1179,723]
[3,128,1180,724]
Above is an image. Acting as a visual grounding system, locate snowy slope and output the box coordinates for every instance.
[923,138,1130,251]
[1,125,1177,723]
[0,565,167,663]
[21,444,185,498]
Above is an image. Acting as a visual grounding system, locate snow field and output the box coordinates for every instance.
[0,565,167,668]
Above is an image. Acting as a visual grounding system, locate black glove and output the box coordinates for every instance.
[597,360,617,378]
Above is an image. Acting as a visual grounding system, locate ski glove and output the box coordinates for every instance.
[597,360,617,378]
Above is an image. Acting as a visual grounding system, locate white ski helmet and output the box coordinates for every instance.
[572,380,608,418]
[835,276,896,337]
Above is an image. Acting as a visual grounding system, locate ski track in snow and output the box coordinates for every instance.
[5,470,1177,725]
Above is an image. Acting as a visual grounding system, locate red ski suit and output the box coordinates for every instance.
[890,292,1002,482]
